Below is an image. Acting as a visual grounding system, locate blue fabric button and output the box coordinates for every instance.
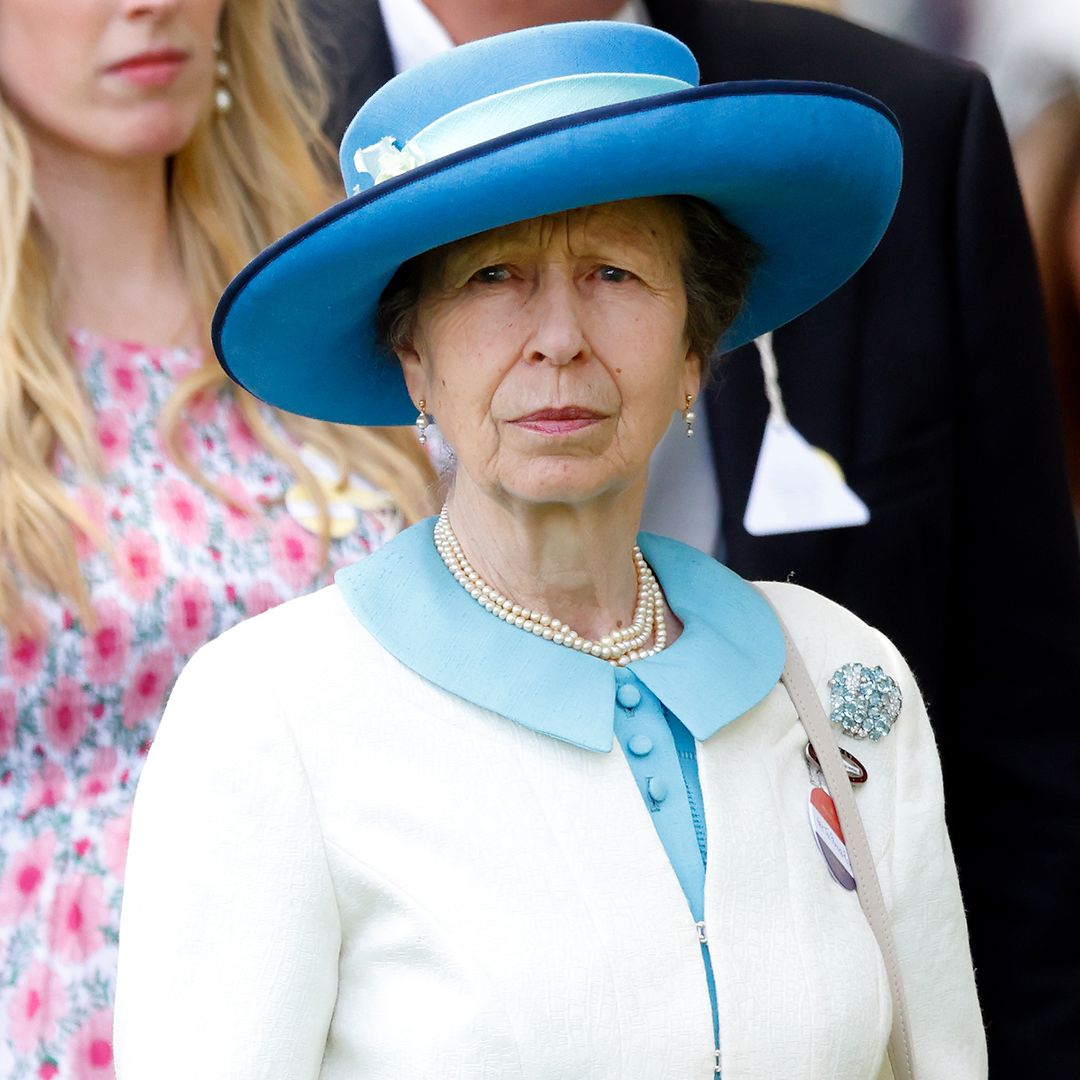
[627,734,653,757]
[647,777,669,803]
[616,684,642,709]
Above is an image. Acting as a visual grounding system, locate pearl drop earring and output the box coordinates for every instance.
[213,37,232,114]
[415,400,431,444]
[683,394,696,438]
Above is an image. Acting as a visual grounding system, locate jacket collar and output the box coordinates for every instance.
[336,519,784,752]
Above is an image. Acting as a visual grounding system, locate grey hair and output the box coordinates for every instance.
[673,196,760,374]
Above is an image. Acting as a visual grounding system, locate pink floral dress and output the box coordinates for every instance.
[0,331,403,1078]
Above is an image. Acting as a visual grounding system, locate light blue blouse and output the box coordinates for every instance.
[336,520,785,1064]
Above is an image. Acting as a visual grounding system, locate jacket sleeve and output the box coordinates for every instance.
[874,629,988,1078]
[113,639,341,1079]
[760,579,987,1077]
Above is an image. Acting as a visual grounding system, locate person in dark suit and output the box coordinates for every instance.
[300,1,1080,1073]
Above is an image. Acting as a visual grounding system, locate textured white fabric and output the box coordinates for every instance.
[114,580,986,1078]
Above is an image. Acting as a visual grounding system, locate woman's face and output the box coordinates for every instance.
[0,0,226,160]
[399,198,702,508]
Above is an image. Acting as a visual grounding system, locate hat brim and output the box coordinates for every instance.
[212,81,901,425]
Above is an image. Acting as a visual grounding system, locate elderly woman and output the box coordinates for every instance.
[113,22,986,1080]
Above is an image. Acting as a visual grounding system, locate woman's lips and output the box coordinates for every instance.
[105,48,189,88]
[511,407,607,435]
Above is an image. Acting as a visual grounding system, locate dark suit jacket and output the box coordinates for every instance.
[302,1,1080,1073]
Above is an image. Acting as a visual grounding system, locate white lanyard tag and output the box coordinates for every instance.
[743,333,870,536]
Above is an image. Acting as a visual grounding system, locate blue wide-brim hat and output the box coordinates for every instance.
[212,22,902,426]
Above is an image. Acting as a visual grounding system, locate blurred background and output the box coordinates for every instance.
[780,0,1080,520]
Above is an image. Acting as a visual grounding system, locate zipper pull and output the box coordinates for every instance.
[695,920,708,944]
[714,1047,722,1074]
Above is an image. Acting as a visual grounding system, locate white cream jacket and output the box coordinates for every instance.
[114,538,986,1079]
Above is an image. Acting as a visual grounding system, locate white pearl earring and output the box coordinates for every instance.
[683,394,696,438]
[415,400,431,444]
[213,37,232,114]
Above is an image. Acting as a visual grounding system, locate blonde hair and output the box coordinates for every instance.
[0,0,438,632]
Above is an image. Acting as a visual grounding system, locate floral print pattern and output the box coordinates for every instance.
[0,331,402,1077]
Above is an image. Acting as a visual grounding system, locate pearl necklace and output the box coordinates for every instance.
[433,506,667,666]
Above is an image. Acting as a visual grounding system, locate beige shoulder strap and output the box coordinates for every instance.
[766,601,916,1080]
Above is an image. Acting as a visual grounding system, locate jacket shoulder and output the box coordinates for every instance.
[753,579,918,695]
[179,582,390,693]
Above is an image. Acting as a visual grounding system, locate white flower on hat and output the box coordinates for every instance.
[354,136,427,185]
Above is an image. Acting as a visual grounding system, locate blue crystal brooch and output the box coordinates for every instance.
[828,663,902,740]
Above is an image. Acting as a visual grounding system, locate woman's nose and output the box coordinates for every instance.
[122,0,182,19]
[523,272,589,367]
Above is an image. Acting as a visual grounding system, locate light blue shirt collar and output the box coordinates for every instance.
[336,519,784,752]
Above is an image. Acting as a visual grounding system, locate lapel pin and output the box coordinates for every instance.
[828,662,902,741]
[807,785,857,891]
[803,741,868,784]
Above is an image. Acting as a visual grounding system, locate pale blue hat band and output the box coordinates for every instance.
[353,72,691,188]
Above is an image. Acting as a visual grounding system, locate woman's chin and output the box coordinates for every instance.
[494,460,636,507]
[99,105,205,160]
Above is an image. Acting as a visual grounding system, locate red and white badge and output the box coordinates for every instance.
[807,787,857,891]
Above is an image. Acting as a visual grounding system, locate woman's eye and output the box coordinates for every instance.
[471,265,511,284]
[598,266,633,283]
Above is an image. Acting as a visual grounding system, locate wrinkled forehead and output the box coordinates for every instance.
[428,197,686,280]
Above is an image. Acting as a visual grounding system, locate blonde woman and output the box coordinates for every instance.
[0,0,435,1073]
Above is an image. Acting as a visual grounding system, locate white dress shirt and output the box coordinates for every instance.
[379,0,652,73]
